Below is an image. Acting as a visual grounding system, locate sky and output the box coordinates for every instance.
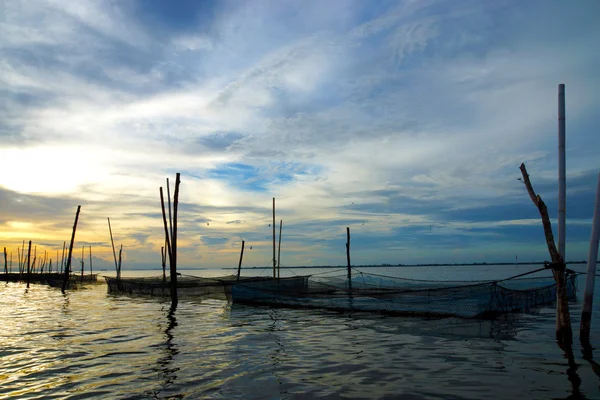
[1,0,599,271]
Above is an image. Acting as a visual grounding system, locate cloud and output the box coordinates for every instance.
[1,0,599,268]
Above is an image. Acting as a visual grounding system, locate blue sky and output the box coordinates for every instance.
[0,0,599,269]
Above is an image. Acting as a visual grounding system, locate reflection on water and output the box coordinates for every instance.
[1,277,600,399]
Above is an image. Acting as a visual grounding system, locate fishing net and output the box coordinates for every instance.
[230,270,578,319]
[104,275,310,297]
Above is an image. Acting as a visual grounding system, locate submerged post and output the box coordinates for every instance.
[346,227,351,289]
[26,241,32,288]
[237,240,245,282]
[272,197,276,279]
[581,172,600,344]
[62,205,81,293]
[277,220,282,279]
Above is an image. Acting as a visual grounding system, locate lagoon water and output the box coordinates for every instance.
[1,265,599,399]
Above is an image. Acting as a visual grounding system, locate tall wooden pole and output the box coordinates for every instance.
[107,218,119,277]
[62,205,81,293]
[167,178,173,242]
[159,188,172,267]
[80,245,85,282]
[171,173,181,307]
[558,83,566,260]
[580,172,600,344]
[61,241,66,274]
[346,227,351,289]
[117,244,123,280]
[26,241,32,288]
[272,197,276,279]
[237,240,245,282]
[520,164,571,344]
[277,220,282,279]
[161,245,166,284]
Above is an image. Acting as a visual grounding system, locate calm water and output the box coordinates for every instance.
[1,265,600,399]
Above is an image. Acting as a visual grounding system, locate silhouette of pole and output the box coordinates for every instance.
[346,227,351,290]
[581,172,600,344]
[3,247,6,274]
[170,173,181,307]
[237,240,245,282]
[26,241,32,288]
[107,218,118,277]
[277,220,282,279]
[62,205,81,293]
[89,246,92,276]
[272,197,276,279]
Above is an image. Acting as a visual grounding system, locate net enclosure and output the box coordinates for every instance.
[105,275,309,297]
[229,270,578,319]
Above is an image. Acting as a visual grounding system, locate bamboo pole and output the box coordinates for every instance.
[520,163,571,344]
[80,245,85,282]
[171,173,181,307]
[580,172,600,344]
[26,241,32,288]
[62,205,81,293]
[167,178,173,242]
[159,187,172,266]
[558,84,566,260]
[161,245,166,284]
[61,241,66,274]
[272,197,276,279]
[117,245,123,280]
[277,220,282,279]
[107,218,119,277]
[237,240,245,282]
[89,246,92,276]
[346,227,351,290]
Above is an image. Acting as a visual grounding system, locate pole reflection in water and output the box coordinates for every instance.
[151,305,182,399]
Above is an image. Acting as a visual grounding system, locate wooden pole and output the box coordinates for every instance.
[580,172,600,344]
[272,197,276,279]
[89,246,92,276]
[17,247,21,274]
[3,247,6,274]
[346,227,351,289]
[61,241,66,274]
[21,240,25,272]
[237,240,245,282]
[48,259,52,274]
[170,173,181,307]
[277,220,282,279]
[161,245,166,284]
[62,205,81,293]
[107,218,119,277]
[160,188,172,263]
[167,178,173,242]
[26,241,32,288]
[558,84,566,260]
[80,245,84,282]
[117,245,123,280]
[33,246,37,273]
[520,163,571,344]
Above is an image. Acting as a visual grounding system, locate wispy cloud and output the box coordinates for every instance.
[1,0,599,268]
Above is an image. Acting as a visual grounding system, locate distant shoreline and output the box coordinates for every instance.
[212,260,595,270]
